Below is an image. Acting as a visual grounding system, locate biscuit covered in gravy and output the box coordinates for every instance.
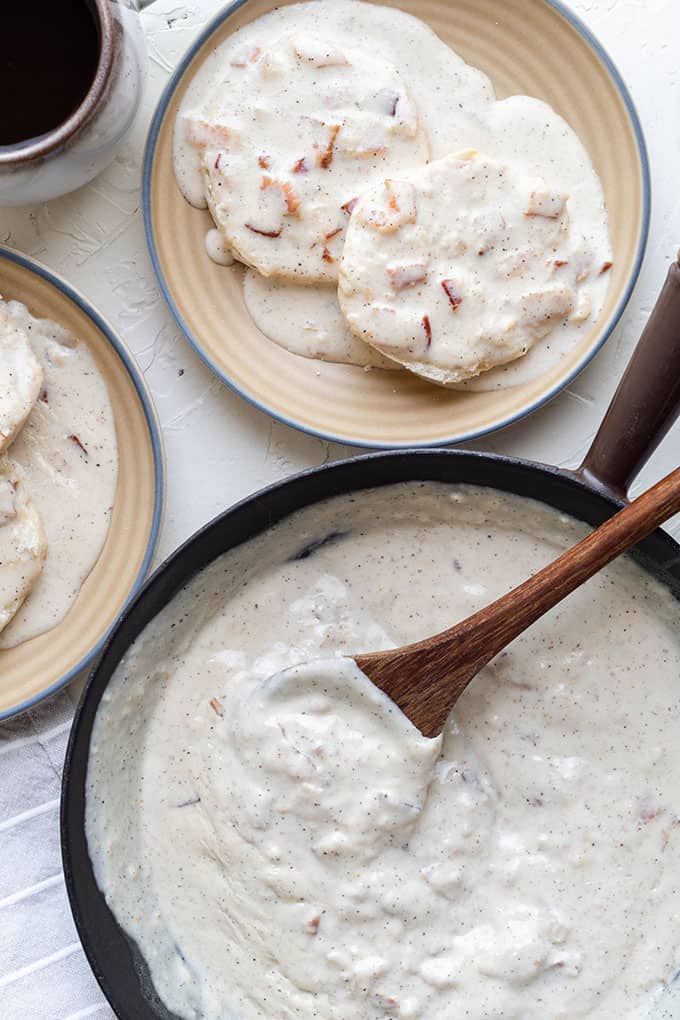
[0,311,43,453]
[183,33,429,283]
[0,456,47,634]
[338,151,587,384]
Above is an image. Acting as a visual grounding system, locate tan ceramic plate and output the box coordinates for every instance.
[144,0,649,448]
[0,248,164,719]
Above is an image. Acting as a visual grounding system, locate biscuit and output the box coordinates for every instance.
[0,456,47,634]
[338,151,579,384]
[183,33,429,283]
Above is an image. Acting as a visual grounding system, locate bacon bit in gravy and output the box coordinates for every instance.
[293,39,349,68]
[373,994,399,1012]
[662,816,680,848]
[258,154,271,170]
[554,259,568,268]
[261,176,301,215]
[441,279,463,311]
[318,125,340,169]
[282,183,301,214]
[210,697,224,718]
[600,260,613,274]
[422,314,432,348]
[525,189,566,219]
[292,157,309,174]
[386,181,400,212]
[305,914,321,935]
[341,197,358,215]
[214,154,223,171]
[39,388,48,404]
[638,795,664,826]
[68,434,88,458]
[185,117,230,150]
[245,223,282,238]
[387,263,427,290]
[325,226,343,240]
[322,247,334,263]
[230,43,261,67]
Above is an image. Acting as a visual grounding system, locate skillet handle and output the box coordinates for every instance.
[576,254,680,501]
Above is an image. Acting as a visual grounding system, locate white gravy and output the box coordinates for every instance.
[174,0,611,389]
[243,271,396,369]
[0,299,118,647]
[87,484,680,1020]
[204,228,235,267]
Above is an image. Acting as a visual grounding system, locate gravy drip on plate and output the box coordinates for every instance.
[0,299,118,647]
[243,271,397,369]
[87,484,680,1020]
[174,0,611,389]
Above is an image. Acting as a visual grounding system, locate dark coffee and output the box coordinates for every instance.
[1,1,100,147]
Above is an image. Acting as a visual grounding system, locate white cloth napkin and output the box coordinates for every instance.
[0,690,115,1020]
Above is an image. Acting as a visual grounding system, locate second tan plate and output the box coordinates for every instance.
[143,0,649,448]
[0,247,165,720]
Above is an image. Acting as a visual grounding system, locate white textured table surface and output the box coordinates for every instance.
[1,1,679,1017]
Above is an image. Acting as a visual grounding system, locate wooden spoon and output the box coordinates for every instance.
[355,468,680,737]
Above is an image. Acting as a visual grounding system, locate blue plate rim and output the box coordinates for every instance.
[0,244,166,721]
[142,0,651,450]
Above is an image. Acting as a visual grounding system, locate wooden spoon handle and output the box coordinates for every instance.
[578,257,680,499]
[438,466,680,673]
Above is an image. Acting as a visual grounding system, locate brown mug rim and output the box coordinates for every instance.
[0,0,115,167]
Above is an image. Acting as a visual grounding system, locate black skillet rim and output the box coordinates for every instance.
[61,448,680,1019]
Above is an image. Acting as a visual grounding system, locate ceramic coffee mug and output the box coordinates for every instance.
[0,1,154,205]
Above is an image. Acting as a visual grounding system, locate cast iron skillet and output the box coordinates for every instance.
[62,259,680,1019]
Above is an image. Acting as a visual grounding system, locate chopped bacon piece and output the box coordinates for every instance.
[520,287,572,326]
[600,260,613,274]
[325,226,343,240]
[373,993,399,1011]
[358,181,416,233]
[422,314,432,348]
[68,434,88,457]
[209,697,224,717]
[554,259,568,268]
[258,154,271,170]
[184,117,230,150]
[293,38,349,67]
[292,157,309,174]
[571,255,592,282]
[245,223,282,238]
[386,182,400,212]
[387,263,427,290]
[305,914,321,935]
[39,388,48,404]
[260,176,301,215]
[230,42,261,67]
[280,182,300,215]
[638,795,664,825]
[441,279,463,310]
[341,197,358,215]
[322,247,334,263]
[214,153,223,171]
[525,188,567,219]
[318,125,340,169]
